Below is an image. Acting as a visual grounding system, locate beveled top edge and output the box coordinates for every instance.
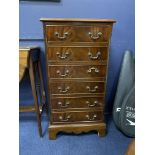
[19,46,40,51]
[40,18,116,23]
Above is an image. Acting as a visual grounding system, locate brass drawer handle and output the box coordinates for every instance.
[86,114,97,121]
[58,86,70,93]
[58,101,70,108]
[54,32,70,40]
[87,67,99,73]
[56,51,70,59]
[86,86,99,92]
[56,70,69,77]
[59,114,71,122]
[86,101,98,107]
[88,51,101,60]
[88,32,102,40]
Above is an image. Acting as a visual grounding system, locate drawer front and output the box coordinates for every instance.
[51,96,104,109]
[48,65,106,79]
[47,47,108,62]
[50,81,105,95]
[52,110,103,123]
[46,25,112,43]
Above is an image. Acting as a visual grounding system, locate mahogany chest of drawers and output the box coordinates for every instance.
[41,18,116,139]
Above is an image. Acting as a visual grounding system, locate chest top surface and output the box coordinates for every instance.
[40,18,116,23]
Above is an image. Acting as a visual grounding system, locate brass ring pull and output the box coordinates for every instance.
[88,51,101,60]
[86,114,97,121]
[59,114,71,122]
[86,86,99,92]
[88,32,102,40]
[87,67,99,73]
[58,86,70,93]
[56,51,70,59]
[54,32,70,40]
[56,70,69,77]
[58,101,70,108]
[86,101,98,107]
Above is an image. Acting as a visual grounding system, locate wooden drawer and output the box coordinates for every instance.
[52,110,103,123]
[51,96,104,110]
[48,64,107,79]
[45,25,112,43]
[50,81,105,95]
[47,47,108,62]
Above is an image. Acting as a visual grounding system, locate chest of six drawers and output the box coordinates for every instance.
[46,23,111,123]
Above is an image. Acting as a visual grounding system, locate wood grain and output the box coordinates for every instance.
[48,122,106,140]
[50,80,105,95]
[19,50,28,82]
[48,64,107,79]
[51,96,104,110]
[41,18,115,139]
[47,46,108,63]
[46,25,112,43]
[51,110,104,124]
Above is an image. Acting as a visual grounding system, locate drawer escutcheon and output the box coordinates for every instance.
[86,114,97,121]
[56,70,69,77]
[58,101,70,108]
[59,114,71,122]
[86,86,99,92]
[88,51,101,60]
[58,86,70,93]
[56,50,71,59]
[86,100,99,107]
[54,32,70,40]
[88,32,102,40]
[87,67,99,73]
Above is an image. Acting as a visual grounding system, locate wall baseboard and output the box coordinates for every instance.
[19,38,44,41]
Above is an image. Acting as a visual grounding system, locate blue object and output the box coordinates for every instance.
[113,50,135,137]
